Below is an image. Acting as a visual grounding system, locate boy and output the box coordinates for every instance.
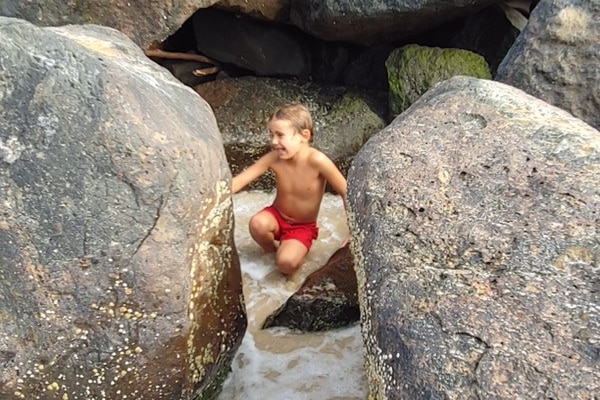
[231,103,347,275]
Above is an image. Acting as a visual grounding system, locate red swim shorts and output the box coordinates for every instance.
[262,206,319,250]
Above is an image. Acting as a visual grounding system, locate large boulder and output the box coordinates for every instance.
[289,0,499,45]
[347,76,599,399]
[0,18,246,400]
[195,76,386,190]
[0,0,218,48]
[496,0,600,130]
[0,0,521,51]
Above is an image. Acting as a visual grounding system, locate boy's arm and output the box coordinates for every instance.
[311,151,349,247]
[231,151,277,194]
[313,152,347,200]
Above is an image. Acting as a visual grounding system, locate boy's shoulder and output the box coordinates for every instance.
[306,147,331,164]
[261,149,280,163]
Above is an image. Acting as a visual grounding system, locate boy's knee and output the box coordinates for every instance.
[249,214,268,234]
[276,255,300,275]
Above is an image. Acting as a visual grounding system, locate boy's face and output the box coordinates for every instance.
[268,118,309,160]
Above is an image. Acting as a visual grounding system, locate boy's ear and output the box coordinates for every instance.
[300,128,311,142]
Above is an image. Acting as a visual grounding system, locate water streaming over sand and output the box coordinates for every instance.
[217,191,367,400]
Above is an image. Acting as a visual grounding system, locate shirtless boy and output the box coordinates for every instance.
[231,103,347,275]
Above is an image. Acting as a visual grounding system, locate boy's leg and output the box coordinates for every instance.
[249,210,279,253]
[276,239,309,275]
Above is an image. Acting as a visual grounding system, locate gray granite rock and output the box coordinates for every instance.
[0,18,245,400]
[348,76,600,399]
[496,0,600,130]
[0,0,218,48]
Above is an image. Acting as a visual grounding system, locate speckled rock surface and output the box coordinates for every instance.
[0,18,246,400]
[0,0,218,48]
[347,76,600,399]
[496,0,600,131]
[195,76,386,190]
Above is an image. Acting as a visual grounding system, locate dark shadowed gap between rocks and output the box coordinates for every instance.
[144,3,538,106]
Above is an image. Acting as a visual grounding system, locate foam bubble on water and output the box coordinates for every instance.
[218,191,367,400]
[241,254,277,282]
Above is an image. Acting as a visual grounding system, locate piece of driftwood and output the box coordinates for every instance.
[262,243,359,331]
[144,48,217,65]
[193,67,220,76]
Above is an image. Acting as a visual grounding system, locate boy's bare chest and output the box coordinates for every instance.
[272,163,323,193]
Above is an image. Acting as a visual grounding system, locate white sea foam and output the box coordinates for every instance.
[217,191,367,400]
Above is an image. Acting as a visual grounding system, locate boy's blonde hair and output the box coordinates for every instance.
[270,103,313,136]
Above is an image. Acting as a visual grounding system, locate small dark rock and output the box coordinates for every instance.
[262,244,359,331]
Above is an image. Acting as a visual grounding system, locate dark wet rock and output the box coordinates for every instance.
[449,4,521,74]
[262,244,359,331]
[214,0,290,22]
[309,40,353,86]
[343,44,394,91]
[193,8,312,79]
[0,18,246,400]
[347,76,600,399]
[288,0,499,45]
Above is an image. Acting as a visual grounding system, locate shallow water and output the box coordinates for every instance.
[217,191,367,400]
